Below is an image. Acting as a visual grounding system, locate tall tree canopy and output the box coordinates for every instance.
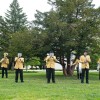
[0,0,100,73]
[5,0,27,33]
[0,0,27,53]
[34,0,100,75]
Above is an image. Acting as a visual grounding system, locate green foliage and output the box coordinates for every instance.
[0,0,28,53]
[25,57,41,66]
[5,0,27,33]
[34,0,100,70]
[0,0,100,71]
[90,53,99,69]
[8,30,34,57]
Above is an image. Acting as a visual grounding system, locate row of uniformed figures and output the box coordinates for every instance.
[73,51,91,84]
[0,53,24,83]
[44,51,92,84]
[0,51,99,83]
[71,51,91,83]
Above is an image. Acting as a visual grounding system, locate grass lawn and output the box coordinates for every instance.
[0,70,100,100]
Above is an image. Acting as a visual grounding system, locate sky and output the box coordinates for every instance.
[0,0,100,21]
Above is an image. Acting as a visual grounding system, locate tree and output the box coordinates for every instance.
[0,0,28,53]
[5,0,27,33]
[8,30,34,57]
[33,0,100,75]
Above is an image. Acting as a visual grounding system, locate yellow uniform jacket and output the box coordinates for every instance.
[97,59,100,64]
[45,56,57,69]
[0,57,9,68]
[80,55,91,69]
[73,59,80,66]
[44,56,49,67]
[14,57,24,69]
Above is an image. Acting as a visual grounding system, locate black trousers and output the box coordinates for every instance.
[77,67,82,79]
[46,68,47,78]
[2,67,8,78]
[81,68,89,83]
[47,68,55,83]
[15,69,23,82]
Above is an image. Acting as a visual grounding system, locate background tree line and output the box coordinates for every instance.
[0,0,100,75]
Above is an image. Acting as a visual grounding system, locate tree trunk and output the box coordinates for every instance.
[66,50,75,76]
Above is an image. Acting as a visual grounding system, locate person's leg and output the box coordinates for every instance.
[46,68,48,78]
[5,68,8,78]
[77,67,79,79]
[47,68,51,83]
[86,68,89,83]
[20,69,24,82]
[2,67,4,78]
[51,68,55,83]
[15,69,19,82]
[80,73,82,79]
[81,69,85,83]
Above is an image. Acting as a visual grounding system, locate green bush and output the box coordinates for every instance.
[25,57,41,66]
[90,53,100,69]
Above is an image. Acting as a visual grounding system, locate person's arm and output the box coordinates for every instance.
[73,60,77,66]
[45,56,50,61]
[44,58,46,61]
[0,58,4,63]
[15,57,18,62]
[86,56,91,63]
[5,59,9,64]
[20,58,24,63]
[53,56,58,62]
[97,60,100,64]
[44,57,47,61]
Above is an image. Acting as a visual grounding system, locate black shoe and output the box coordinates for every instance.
[15,81,18,83]
[47,81,50,83]
[21,81,24,83]
[86,82,89,84]
[52,81,55,83]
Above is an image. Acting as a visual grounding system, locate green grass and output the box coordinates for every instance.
[0,70,100,100]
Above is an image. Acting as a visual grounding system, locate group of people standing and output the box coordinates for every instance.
[0,51,99,84]
[0,53,24,83]
[44,51,91,84]
[73,51,91,84]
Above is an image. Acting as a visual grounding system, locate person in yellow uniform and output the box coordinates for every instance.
[14,53,24,83]
[0,53,9,78]
[44,53,50,78]
[97,58,100,71]
[73,58,81,79]
[44,52,57,83]
[80,51,91,84]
